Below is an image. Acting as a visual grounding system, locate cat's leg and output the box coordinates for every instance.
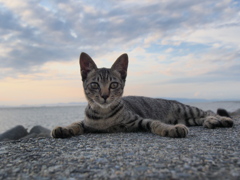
[52,121,84,138]
[127,118,189,138]
[193,110,233,129]
[150,120,189,138]
[174,106,234,128]
[202,115,233,129]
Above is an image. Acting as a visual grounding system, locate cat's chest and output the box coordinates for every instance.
[83,117,120,130]
[83,112,124,130]
[83,103,126,130]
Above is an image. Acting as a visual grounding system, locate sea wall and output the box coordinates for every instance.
[0,115,240,179]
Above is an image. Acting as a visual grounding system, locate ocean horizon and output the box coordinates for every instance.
[1,97,240,108]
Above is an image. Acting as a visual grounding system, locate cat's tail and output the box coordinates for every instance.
[217,108,231,118]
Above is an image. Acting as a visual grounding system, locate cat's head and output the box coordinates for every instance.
[79,52,128,108]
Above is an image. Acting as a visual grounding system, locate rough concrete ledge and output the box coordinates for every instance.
[0,116,240,180]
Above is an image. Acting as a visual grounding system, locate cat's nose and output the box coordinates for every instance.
[101,95,109,101]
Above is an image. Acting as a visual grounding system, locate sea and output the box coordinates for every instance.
[0,101,240,134]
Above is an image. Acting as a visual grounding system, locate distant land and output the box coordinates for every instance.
[0,97,239,108]
[165,97,217,103]
[0,102,87,108]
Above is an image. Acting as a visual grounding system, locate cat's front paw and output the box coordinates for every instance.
[162,124,189,138]
[52,126,74,138]
[219,117,233,127]
[151,122,189,138]
[203,116,233,129]
[157,124,188,138]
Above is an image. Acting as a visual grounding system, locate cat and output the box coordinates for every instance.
[52,52,233,138]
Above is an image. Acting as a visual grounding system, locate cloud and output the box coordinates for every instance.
[173,26,240,49]
[1,0,240,105]
[0,0,239,82]
[165,48,174,53]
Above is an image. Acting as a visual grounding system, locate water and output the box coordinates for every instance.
[186,101,240,112]
[0,106,85,134]
[0,101,240,134]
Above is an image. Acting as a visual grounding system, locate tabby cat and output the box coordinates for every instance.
[52,52,233,138]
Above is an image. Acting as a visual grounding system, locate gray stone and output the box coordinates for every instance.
[231,108,240,116]
[0,125,28,141]
[21,125,51,139]
[29,125,51,135]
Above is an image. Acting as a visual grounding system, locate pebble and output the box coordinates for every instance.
[96,158,108,163]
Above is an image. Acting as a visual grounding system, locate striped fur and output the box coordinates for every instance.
[52,53,233,138]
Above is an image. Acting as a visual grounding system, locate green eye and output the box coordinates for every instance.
[90,82,99,89]
[110,82,118,89]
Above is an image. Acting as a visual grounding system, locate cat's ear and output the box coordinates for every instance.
[111,53,128,81]
[79,52,97,81]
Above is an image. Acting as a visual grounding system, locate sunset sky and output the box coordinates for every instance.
[0,0,240,106]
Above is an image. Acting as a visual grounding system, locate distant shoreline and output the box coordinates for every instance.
[0,102,88,108]
[1,97,240,108]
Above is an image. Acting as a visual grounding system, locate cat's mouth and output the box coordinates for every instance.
[93,97,119,109]
[92,99,111,108]
[99,102,111,109]
[101,100,110,106]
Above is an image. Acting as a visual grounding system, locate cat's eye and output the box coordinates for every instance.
[90,82,99,89]
[110,82,118,89]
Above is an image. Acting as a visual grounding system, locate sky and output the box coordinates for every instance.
[0,0,240,106]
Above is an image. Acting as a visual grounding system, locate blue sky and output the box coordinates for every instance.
[0,0,240,106]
